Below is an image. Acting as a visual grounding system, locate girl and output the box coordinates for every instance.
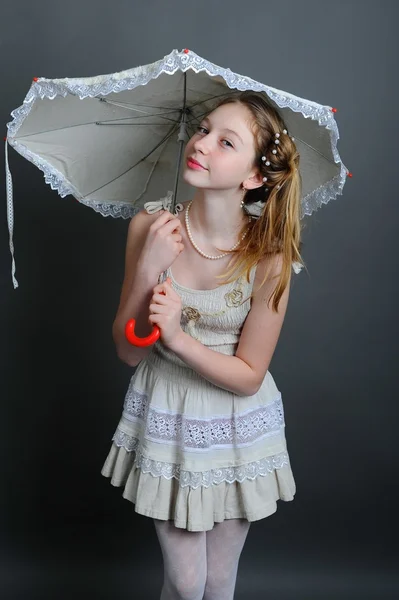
[102,90,303,600]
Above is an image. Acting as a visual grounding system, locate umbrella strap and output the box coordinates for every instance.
[5,138,18,289]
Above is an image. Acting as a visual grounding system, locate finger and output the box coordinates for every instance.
[148,313,166,327]
[159,217,182,236]
[162,279,173,294]
[152,292,169,303]
[170,232,183,242]
[148,313,161,325]
[153,278,172,292]
[151,211,180,234]
[149,303,169,314]
[165,278,182,296]
[154,209,180,226]
[153,282,168,293]
[154,209,173,222]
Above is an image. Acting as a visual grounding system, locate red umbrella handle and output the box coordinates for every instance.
[124,290,165,347]
[125,319,160,347]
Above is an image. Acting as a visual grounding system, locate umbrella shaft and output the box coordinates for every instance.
[171,72,189,214]
[172,116,187,213]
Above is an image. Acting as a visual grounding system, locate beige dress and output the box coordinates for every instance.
[101,208,298,532]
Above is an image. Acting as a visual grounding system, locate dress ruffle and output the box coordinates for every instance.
[101,443,296,532]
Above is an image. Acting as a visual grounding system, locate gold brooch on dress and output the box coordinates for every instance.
[182,306,201,323]
[224,286,244,308]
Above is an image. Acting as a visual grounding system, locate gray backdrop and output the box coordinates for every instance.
[1,1,398,598]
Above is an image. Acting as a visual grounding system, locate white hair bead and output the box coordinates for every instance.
[261,156,266,161]
[263,176,268,182]
[272,149,277,154]
[275,133,280,138]
[266,160,270,166]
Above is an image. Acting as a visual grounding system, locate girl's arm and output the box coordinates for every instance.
[168,333,258,397]
[112,211,160,367]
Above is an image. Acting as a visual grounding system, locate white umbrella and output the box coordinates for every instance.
[5,47,351,289]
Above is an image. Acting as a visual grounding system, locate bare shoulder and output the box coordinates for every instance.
[253,253,284,291]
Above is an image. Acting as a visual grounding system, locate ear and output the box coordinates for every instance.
[242,169,264,191]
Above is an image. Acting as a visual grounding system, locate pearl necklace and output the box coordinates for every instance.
[185,200,251,260]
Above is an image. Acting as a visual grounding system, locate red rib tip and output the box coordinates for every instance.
[331,107,338,113]
[33,77,39,82]
[183,48,189,54]
[347,172,353,178]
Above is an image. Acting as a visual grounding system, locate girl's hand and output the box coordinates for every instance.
[140,210,184,274]
[148,277,183,348]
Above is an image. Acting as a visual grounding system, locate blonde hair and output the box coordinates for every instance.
[206,91,306,313]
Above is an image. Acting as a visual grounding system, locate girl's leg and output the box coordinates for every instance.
[203,518,251,600]
[153,518,207,600]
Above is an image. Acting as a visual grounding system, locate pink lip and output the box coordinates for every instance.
[187,157,206,170]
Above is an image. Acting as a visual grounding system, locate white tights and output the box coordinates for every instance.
[153,518,251,600]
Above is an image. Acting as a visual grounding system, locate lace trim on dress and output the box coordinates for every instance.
[112,429,291,489]
[120,382,285,451]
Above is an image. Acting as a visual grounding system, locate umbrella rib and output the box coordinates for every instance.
[98,98,183,123]
[292,137,338,165]
[99,98,183,112]
[96,118,180,125]
[98,82,233,113]
[187,91,238,110]
[81,122,179,199]
[186,122,197,138]
[11,115,181,140]
[11,95,232,140]
[186,109,210,125]
[112,103,183,110]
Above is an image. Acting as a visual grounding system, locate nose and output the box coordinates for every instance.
[192,134,210,154]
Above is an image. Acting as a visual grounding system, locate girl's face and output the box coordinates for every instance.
[183,102,259,191]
